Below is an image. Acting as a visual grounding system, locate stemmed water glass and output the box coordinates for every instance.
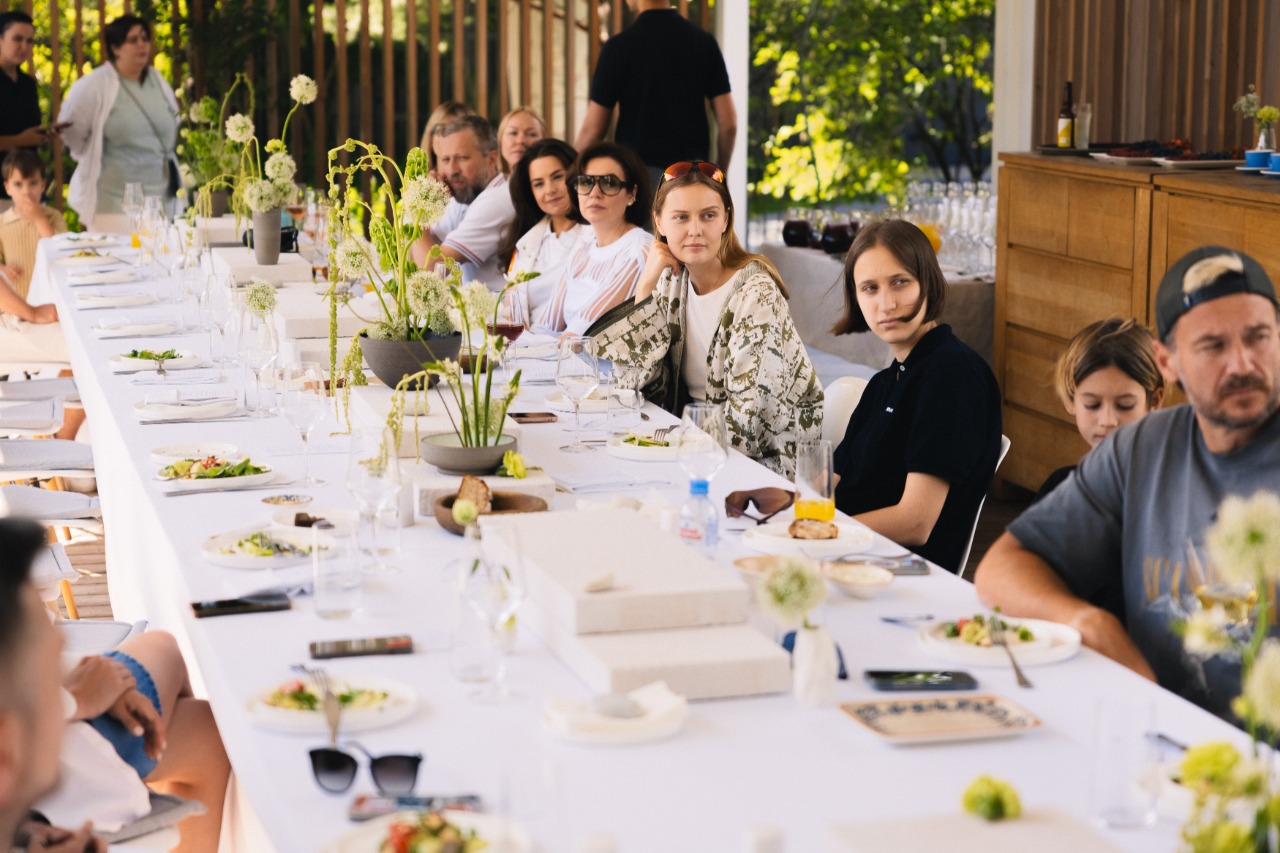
[137,205,167,278]
[676,401,729,485]
[556,335,599,452]
[461,524,525,704]
[204,274,238,367]
[122,182,144,249]
[281,362,327,486]
[345,427,402,574]
[237,305,279,417]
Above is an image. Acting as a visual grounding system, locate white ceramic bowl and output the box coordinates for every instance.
[825,562,894,599]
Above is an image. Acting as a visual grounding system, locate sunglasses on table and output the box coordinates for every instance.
[724,487,796,525]
[663,160,725,183]
[573,173,631,196]
[309,742,422,795]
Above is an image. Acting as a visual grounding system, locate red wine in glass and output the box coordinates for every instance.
[782,218,812,247]
[488,322,525,343]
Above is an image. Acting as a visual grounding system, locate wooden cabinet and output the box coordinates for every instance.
[995,153,1280,491]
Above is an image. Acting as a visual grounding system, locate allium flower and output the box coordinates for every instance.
[331,235,375,281]
[455,281,497,331]
[1206,491,1280,585]
[265,138,286,154]
[1182,609,1236,659]
[289,74,318,105]
[405,270,453,335]
[225,113,254,144]
[1243,640,1280,733]
[189,96,218,125]
[758,557,826,626]
[265,152,296,182]
[962,776,1021,822]
[452,498,478,526]
[244,279,277,316]
[400,175,450,225]
[243,178,288,213]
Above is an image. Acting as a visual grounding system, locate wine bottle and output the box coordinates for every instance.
[1057,81,1076,148]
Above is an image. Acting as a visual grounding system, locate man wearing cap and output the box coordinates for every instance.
[975,246,1280,718]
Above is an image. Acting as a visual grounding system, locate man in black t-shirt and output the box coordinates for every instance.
[575,0,736,186]
[0,12,51,206]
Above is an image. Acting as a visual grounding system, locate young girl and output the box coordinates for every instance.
[1037,317,1164,500]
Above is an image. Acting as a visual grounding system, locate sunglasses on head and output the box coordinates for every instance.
[309,743,422,795]
[574,173,630,196]
[663,160,725,184]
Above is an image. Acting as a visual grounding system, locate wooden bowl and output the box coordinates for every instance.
[434,491,549,535]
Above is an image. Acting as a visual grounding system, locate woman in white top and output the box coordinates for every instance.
[541,142,653,336]
[501,138,588,324]
[59,15,180,232]
[592,161,822,476]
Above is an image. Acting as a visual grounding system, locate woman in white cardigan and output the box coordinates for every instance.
[58,15,180,232]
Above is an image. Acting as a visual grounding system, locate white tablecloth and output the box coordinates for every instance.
[34,240,1244,852]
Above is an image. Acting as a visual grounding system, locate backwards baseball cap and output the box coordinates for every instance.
[1155,246,1279,340]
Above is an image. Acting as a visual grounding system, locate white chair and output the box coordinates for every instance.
[0,484,102,529]
[822,375,869,444]
[0,438,95,480]
[0,376,80,402]
[957,433,1012,578]
[0,397,64,436]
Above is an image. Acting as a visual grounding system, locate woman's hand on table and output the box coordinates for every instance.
[64,655,135,720]
[636,240,680,301]
[108,687,166,760]
[30,303,58,324]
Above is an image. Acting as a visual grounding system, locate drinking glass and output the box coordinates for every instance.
[1089,700,1158,828]
[606,364,644,436]
[237,307,279,417]
[122,182,144,249]
[205,274,238,366]
[312,522,361,619]
[1075,103,1094,150]
[280,361,327,486]
[676,401,728,484]
[285,184,307,227]
[461,523,525,703]
[345,427,402,574]
[794,439,835,521]
[556,335,600,452]
[154,225,185,298]
[137,206,167,277]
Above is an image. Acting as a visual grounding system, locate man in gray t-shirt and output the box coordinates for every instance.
[975,246,1280,719]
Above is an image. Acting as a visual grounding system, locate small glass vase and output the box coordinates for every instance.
[792,624,838,707]
[1256,123,1276,152]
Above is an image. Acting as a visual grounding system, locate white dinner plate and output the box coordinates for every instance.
[156,467,275,493]
[247,675,419,735]
[604,434,679,462]
[67,269,139,285]
[322,809,529,853]
[508,341,559,360]
[545,388,609,413]
[135,398,240,422]
[75,291,155,309]
[94,320,179,338]
[109,351,204,373]
[270,507,358,537]
[201,524,324,569]
[916,617,1081,667]
[840,694,1042,746]
[149,442,240,466]
[55,253,125,267]
[740,520,874,558]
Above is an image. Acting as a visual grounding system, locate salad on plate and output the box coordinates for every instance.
[940,612,1036,646]
[265,679,390,712]
[379,812,487,853]
[158,456,268,481]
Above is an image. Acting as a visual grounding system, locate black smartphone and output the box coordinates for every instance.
[310,635,414,659]
[864,670,978,691]
[191,593,291,618]
[349,794,483,821]
[508,411,557,424]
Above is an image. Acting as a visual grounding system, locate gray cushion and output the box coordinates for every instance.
[0,439,93,472]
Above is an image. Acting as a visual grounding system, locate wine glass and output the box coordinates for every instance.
[676,401,729,485]
[137,206,167,278]
[154,225,186,299]
[460,523,525,704]
[285,184,307,228]
[236,306,279,417]
[555,335,599,453]
[122,182,144,248]
[345,427,402,574]
[280,361,327,486]
[204,273,238,366]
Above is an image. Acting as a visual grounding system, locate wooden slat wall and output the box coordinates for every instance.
[1034,0,1279,151]
[30,0,717,208]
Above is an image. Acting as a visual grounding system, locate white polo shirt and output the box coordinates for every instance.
[434,173,514,292]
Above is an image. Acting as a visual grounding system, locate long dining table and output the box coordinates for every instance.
[32,235,1251,852]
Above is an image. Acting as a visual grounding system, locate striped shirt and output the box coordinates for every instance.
[540,226,652,336]
[0,206,68,301]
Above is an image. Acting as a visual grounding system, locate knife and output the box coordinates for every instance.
[162,480,292,497]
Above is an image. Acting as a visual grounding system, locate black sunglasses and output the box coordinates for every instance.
[309,743,422,795]
[574,173,630,196]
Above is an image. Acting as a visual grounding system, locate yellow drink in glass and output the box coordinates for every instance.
[794,498,836,522]
[130,231,141,249]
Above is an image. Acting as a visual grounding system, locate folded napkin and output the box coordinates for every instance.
[135,397,239,422]
[131,368,221,386]
[68,268,138,285]
[0,398,60,430]
[552,472,672,494]
[0,377,78,400]
[543,681,689,740]
[94,318,178,338]
[0,438,93,472]
[57,232,116,244]
[76,290,154,309]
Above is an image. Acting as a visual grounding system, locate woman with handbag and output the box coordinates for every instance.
[58,15,180,232]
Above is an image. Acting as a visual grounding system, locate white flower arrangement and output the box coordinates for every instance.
[400,175,451,224]
[265,152,297,182]
[758,557,827,627]
[226,74,313,215]
[330,234,376,281]
[1206,491,1280,586]
[244,279,277,316]
[1234,84,1260,122]
[1242,640,1280,733]
[225,113,254,144]
[1181,608,1235,659]
[243,178,295,214]
[289,74,318,105]
[405,269,454,336]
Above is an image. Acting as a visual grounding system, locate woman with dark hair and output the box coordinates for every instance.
[540,141,652,336]
[591,159,822,476]
[58,14,180,230]
[501,138,587,324]
[831,219,1001,573]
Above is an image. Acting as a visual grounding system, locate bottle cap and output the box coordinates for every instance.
[689,480,709,496]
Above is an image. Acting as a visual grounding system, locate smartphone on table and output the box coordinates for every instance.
[863,670,978,691]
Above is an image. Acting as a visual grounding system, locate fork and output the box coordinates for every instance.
[987,612,1033,688]
[651,426,673,442]
[293,664,343,745]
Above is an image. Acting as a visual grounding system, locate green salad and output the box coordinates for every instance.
[219,531,311,558]
[127,348,180,361]
[266,678,389,711]
[622,431,669,448]
[159,456,267,481]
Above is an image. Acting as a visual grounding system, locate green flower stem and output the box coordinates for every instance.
[1244,574,1271,758]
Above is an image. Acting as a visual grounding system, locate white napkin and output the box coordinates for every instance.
[76,290,154,309]
[542,681,689,739]
[552,472,672,494]
[135,397,240,422]
[57,232,116,245]
[67,268,138,285]
[93,318,178,338]
[0,399,59,430]
[131,368,221,386]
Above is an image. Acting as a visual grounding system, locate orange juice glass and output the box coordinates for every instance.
[795,440,835,523]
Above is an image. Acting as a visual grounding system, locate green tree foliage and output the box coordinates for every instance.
[750,0,994,205]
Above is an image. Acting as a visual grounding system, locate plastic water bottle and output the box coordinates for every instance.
[678,479,718,553]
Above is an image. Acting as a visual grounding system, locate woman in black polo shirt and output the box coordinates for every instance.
[830,219,1001,573]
